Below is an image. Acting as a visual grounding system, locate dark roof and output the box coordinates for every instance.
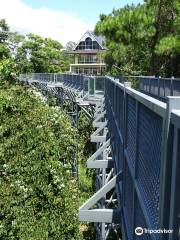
[89,31,106,48]
[72,30,107,51]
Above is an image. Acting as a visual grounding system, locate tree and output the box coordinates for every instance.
[0,18,9,43]
[15,34,70,73]
[66,41,76,51]
[0,80,82,239]
[0,19,72,76]
[8,32,25,57]
[0,18,10,59]
[95,4,155,75]
[95,1,180,77]
[154,0,180,75]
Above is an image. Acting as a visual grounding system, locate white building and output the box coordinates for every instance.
[69,31,107,75]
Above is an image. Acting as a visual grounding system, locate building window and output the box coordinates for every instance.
[72,67,106,75]
[92,41,100,49]
[78,55,99,64]
[85,37,92,49]
[76,37,101,50]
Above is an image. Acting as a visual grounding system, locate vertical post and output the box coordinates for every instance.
[159,76,163,98]
[159,97,180,240]
[148,77,151,93]
[131,99,139,239]
[158,77,160,98]
[169,127,179,240]
[171,76,174,96]
[161,77,165,98]
[122,82,131,208]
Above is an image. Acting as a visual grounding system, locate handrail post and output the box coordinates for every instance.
[159,97,180,240]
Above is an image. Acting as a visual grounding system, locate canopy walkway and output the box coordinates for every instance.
[19,73,180,240]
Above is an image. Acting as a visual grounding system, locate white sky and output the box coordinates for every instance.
[0,0,94,46]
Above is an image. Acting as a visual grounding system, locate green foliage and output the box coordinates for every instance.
[15,34,70,73]
[95,0,180,77]
[0,59,17,81]
[77,111,96,240]
[0,19,10,59]
[155,35,180,56]
[77,110,95,200]
[8,32,25,57]
[77,110,96,161]
[154,0,180,57]
[0,18,71,79]
[0,81,82,239]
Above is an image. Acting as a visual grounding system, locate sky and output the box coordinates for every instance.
[0,0,143,46]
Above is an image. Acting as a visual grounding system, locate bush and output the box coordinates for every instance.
[0,59,17,82]
[0,81,82,239]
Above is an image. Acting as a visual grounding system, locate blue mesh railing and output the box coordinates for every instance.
[139,77,180,102]
[109,76,180,102]
[168,111,180,240]
[19,73,105,97]
[104,77,180,240]
[19,73,180,239]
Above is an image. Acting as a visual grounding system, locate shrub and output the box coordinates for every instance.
[0,59,17,82]
[0,81,81,239]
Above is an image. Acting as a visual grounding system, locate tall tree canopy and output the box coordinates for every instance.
[0,19,10,59]
[0,19,71,79]
[16,34,70,73]
[95,0,180,77]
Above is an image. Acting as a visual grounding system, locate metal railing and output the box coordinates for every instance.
[139,76,180,101]
[104,77,180,240]
[19,73,180,239]
[19,73,105,98]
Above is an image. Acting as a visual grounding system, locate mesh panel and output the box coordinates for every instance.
[137,103,162,229]
[124,164,134,240]
[134,198,152,240]
[170,129,180,240]
[164,80,171,96]
[57,74,62,82]
[139,78,144,91]
[114,133,119,172]
[149,78,159,95]
[117,87,124,135]
[159,79,165,97]
[143,78,149,92]
[172,80,180,96]
[95,77,105,91]
[116,138,123,173]
[126,95,136,169]
[80,75,83,90]
[115,86,119,120]
[75,75,77,88]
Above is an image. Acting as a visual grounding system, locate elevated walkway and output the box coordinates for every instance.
[19,73,180,240]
